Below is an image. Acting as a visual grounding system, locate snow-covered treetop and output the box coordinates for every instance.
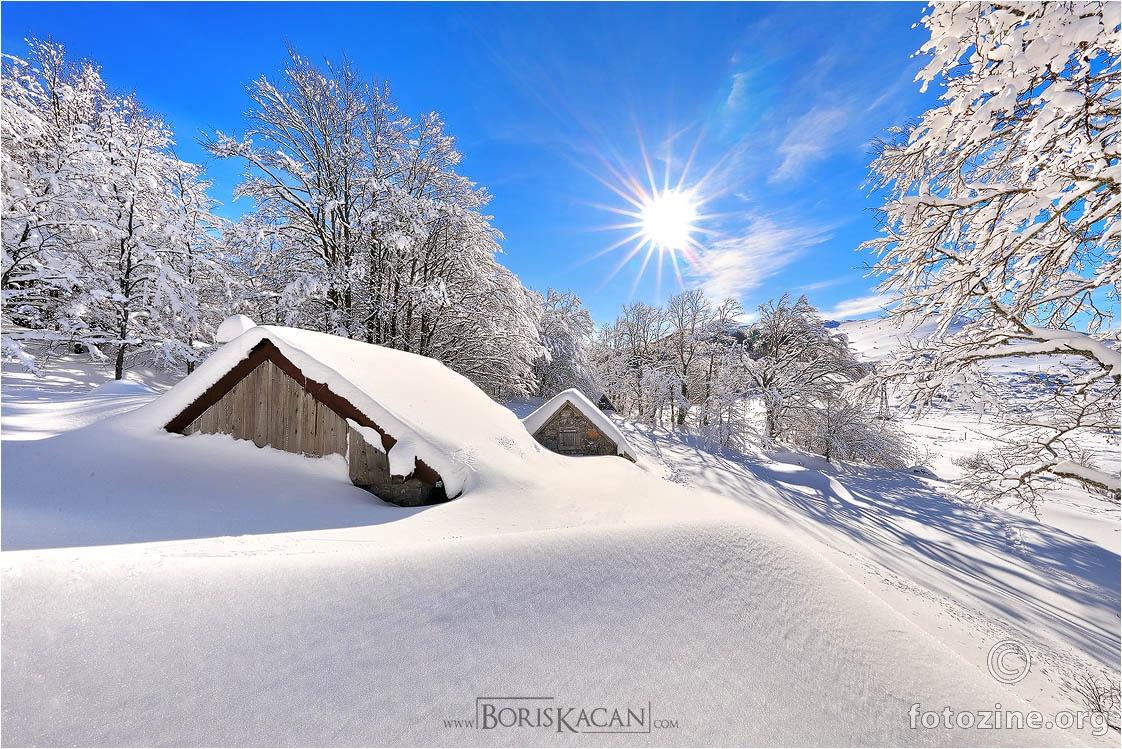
[865,1,1120,351]
[862,3,1120,506]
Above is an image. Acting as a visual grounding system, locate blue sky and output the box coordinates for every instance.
[2,1,935,324]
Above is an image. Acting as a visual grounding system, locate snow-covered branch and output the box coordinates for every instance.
[863,2,1121,507]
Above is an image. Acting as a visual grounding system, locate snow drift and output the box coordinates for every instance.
[1,344,1117,746]
[214,314,257,343]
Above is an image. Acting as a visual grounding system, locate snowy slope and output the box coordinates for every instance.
[835,316,1121,552]
[6,517,1096,747]
[619,419,1119,725]
[1,354,1118,745]
[1,352,174,441]
[832,314,949,362]
[837,315,1090,375]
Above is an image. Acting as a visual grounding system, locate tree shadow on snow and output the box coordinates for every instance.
[625,423,1121,668]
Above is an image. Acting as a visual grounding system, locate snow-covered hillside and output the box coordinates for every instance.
[2,349,1118,746]
[836,316,1120,551]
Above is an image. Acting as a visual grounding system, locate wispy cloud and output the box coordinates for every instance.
[822,293,893,320]
[725,72,750,110]
[687,216,834,301]
[796,277,854,294]
[769,106,851,184]
[865,65,923,113]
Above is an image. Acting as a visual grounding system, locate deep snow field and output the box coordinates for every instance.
[2,323,1119,747]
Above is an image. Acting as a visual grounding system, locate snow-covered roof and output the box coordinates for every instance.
[215,314,257,343]
[138,326,541,498]
[522,388,635,460]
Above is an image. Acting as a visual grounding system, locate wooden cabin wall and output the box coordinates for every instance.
[179,358,436,504]
[182,359,349,458]
[346,424,391,485]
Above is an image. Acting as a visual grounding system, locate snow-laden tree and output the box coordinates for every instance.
[693,337,754,453]
[207,47,375,336]
[744,294,868,442]
[588,320,636,414]
[608,301,673,420]
[211,47,542,396]
[785,390,915,468]
[168,157,232,373]
[92,95,201,378]
[2,41,107,353]
[223,213,317,328]
[588,290,752,439]
[673,293,745,429]
[664,288,714,426]
[863,2,1121,507]
[432,267,543,400]
[531,288,596,399]
[1,39,228,377]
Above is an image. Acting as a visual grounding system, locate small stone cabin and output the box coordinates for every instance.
[523,389,636,462]
[161,321,466,506]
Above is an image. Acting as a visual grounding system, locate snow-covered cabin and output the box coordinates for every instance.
[523,389,636,462]
[156,323,537,507]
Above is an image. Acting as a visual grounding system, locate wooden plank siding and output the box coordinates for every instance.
[172,341,450,506]
[182,359,350,460]
[347,425,390,485]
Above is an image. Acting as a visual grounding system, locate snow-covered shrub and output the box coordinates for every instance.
[954,436,1118,515]
[1,335,40,375]
[1071,671,1120,734]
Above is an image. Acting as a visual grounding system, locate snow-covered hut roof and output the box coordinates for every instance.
[141,326,541,498]
[522,389,636,461]
[215,314,257,343]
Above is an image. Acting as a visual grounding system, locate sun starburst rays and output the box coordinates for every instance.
[574,126,725,300]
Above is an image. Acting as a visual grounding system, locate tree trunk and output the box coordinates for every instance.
[114,343,126,381]
[766,405,781,441]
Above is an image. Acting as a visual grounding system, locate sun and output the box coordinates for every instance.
[639,189,698,251]
[574,126,729,297]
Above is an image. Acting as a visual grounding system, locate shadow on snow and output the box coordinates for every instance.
[622,421,1120,669]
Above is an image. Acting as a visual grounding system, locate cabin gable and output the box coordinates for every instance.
[182,358,351,457]
[531,401,620,457]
